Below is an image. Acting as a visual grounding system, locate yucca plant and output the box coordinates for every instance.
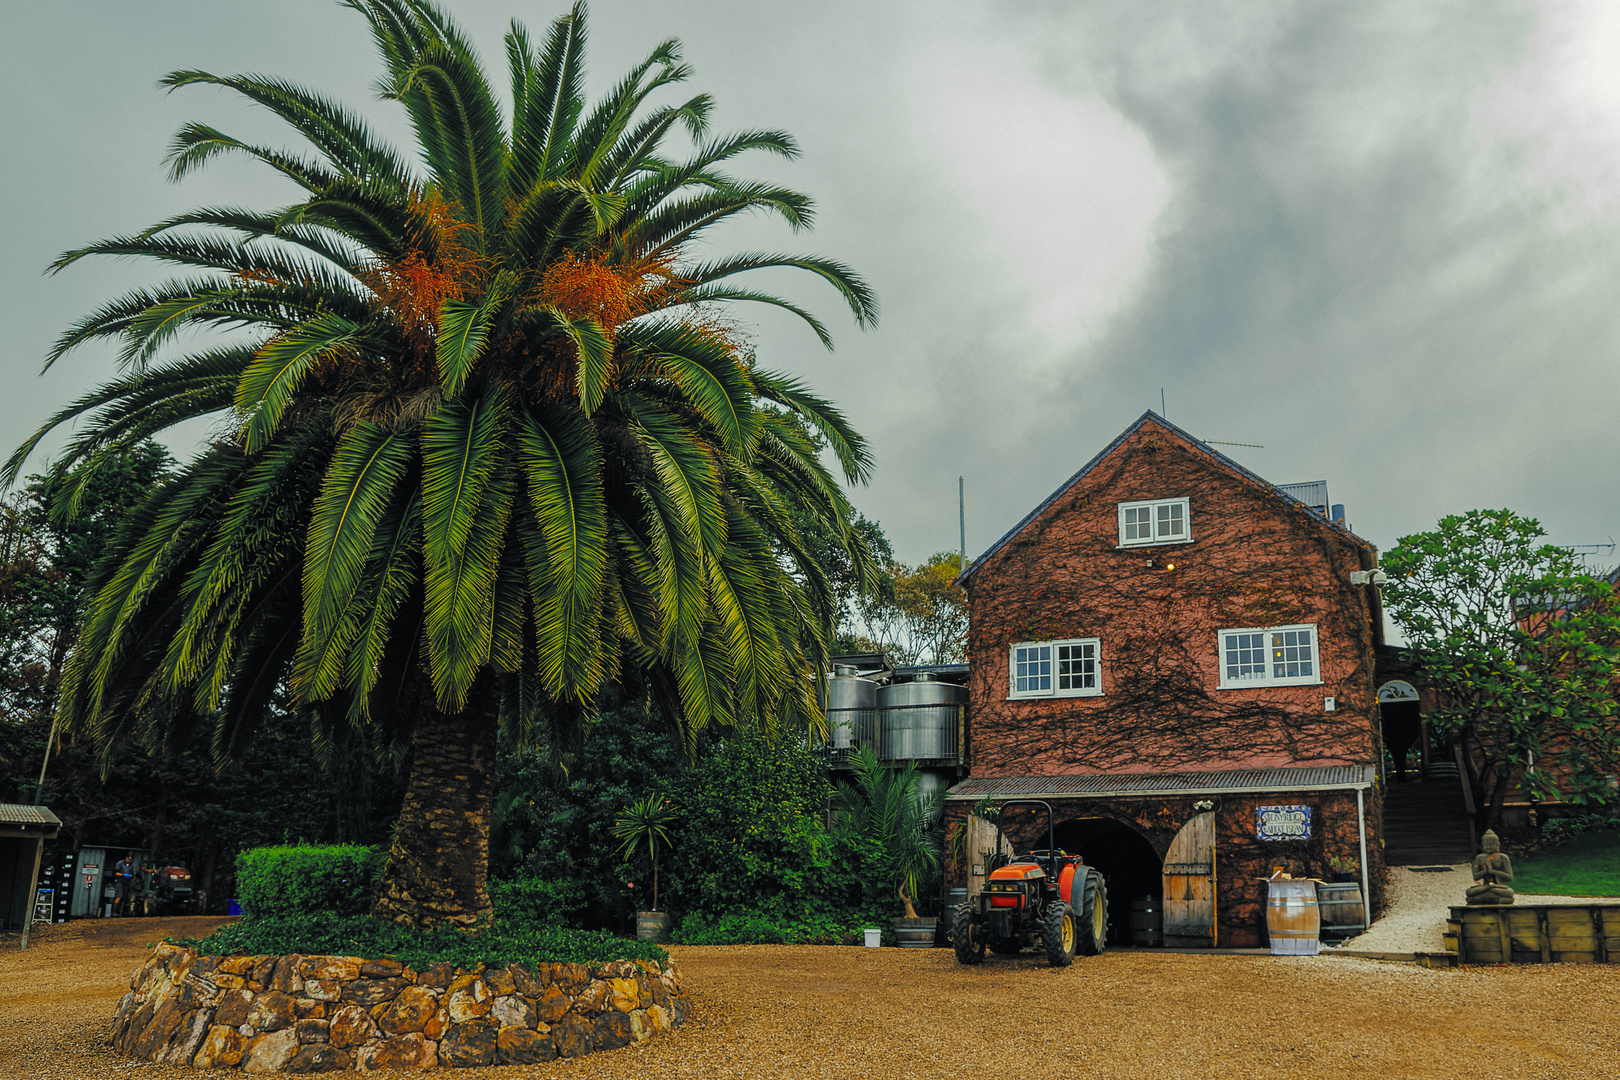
[611,792,678,911]
[10,0,878,927]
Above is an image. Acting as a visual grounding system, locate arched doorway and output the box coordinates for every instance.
[1378,679,1423,782]
[1053,817,1162,945]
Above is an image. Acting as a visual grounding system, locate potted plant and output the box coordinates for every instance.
[612,793,678,942]
[836,747,943,947]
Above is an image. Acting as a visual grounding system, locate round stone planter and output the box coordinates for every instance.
[112,943,688,1072]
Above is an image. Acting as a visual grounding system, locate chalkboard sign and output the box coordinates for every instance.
[1256,805,1312,841]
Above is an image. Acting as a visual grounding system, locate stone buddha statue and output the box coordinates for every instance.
[1465,829,1515,905]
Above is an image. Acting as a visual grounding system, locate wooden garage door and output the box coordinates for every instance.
[1162,811,1215,947]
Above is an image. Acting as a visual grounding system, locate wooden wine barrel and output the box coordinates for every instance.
[1317,882,1365,937]
[1129,896,1163,946]
[1265,879,1320,955]
[636,911,670,943]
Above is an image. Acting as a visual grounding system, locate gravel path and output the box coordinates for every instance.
[4,918,1620,1079]
[1330,865,1620,954]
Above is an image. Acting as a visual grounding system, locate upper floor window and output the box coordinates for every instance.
[1218,624,1320,688]
[1010,638,1101,699]
[1118,497,1190,547]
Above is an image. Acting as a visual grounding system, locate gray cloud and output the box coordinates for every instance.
[3,1,1616,571]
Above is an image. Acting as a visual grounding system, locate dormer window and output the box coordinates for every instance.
[1118,497,1190,547]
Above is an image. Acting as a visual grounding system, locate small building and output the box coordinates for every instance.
[1,803,62,943]
[949,412,1386,947]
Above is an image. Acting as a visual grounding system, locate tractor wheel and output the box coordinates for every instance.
[952,903,985,965]
[1074,869,1108,956]
[1042,900,1076,967]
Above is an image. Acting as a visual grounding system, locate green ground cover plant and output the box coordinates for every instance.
[1513,829,1620,897]
[173,914,666,970]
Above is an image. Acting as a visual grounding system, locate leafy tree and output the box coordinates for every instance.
[1383,509,1620,830]
[11,0,877,926]
[851,552,967,665]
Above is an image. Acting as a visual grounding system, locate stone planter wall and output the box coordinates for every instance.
[112,943,688,1072]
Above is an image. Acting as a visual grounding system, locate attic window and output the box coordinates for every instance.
[1217,624,1321,688]
[1118,497,1190,547]
[1009,638,1101,699]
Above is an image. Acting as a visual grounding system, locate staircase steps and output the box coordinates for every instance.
[1382,768,1474,866]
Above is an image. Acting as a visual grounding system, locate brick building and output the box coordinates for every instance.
[948,413,1387,947]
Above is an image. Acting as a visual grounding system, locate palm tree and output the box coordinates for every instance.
[9,0,878,928]
[611,792,678,911]
[836,747,942,920]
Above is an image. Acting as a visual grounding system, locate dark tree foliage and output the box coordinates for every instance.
[492,702,685,927]
[0,441,174,732]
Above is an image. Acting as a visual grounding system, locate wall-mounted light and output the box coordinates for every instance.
[1193,799,1215,812]
[1166,562,1176,571]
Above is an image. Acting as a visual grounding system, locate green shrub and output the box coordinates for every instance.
[666,731,835,920]
[489,875,587,927]
[235,844,385,918]
[1542,812,1620,842]
[172,913,667,969]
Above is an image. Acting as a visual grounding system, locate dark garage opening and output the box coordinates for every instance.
[1054,817,1163,945]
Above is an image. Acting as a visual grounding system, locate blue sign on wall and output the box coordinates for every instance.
[1256,805,1312,841]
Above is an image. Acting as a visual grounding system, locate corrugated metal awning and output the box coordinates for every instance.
[946,765,1374,801]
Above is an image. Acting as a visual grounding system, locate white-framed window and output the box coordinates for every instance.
[1218,624,1321,688]
[1009,638,1102,699]
[1118,497,1190,547]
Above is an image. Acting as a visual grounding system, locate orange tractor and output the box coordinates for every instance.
[952,800,1108,966]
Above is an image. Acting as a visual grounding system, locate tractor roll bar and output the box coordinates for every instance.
[993,800,1055,858]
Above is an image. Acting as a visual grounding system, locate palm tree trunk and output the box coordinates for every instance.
[371,678,497,928]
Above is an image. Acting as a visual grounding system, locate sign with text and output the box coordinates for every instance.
[1255,805,1312,841]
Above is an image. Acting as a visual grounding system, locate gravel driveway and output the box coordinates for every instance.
[3,917,1616,1080]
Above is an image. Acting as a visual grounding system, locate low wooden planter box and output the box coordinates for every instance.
[1447,904,1620,964]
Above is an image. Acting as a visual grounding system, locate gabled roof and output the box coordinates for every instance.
[959,411,1369,585]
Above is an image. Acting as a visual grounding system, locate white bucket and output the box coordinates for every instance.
[863,927,882,948]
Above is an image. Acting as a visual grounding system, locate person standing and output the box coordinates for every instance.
[112,853,137,916]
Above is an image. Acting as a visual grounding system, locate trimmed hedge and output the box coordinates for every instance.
[174,914,667,969]
[235,844,385,918]
[489,875,586,926]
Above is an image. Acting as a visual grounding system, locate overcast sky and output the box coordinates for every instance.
[4,1,1618,569]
